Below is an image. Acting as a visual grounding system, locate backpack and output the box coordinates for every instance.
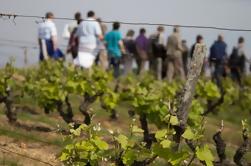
[228,47,239,68]
[149,34,165,58]
[150,34,160,51]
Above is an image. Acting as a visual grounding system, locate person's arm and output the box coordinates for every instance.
[51,23,58,51]
[51,35,58,51]
[98,34,103,41]
[119,40,126,54]
[118,32,125,54]
[95,22,104,41]
[177,36,183,52]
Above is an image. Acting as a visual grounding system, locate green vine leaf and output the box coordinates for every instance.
[116,134,128,150]
[132,125,144,133]
[170,115,179,125]
[182,127,196,140]
[155,129,167,141]
[92,137,109,150]
[160,139,172,149]
[122,149,137,166]
[196,145,214,166]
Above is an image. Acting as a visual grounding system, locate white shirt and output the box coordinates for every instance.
[38,19,57,40]
[76,18,102,50]
[237,43,245,56]
[68,21,78,34]
[158,33,165,46]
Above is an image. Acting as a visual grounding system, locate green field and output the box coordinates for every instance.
[0,96,250,166]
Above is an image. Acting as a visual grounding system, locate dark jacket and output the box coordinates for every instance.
[209,41,227,62]
[123,38,136,55]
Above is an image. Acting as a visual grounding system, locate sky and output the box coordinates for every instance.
[0,0,251,67]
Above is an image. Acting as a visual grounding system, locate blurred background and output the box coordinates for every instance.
[1,0,251,67]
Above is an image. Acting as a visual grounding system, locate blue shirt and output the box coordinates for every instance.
[105,30,122,58]
[210,41,227,61]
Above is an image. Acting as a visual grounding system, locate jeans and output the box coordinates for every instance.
[212,61,224,91]
[109,57,120,78]
[231,68,242,86]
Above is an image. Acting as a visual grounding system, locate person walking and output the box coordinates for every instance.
[123,30,136,75]
[166,26,185,81]
[190,35,203,58]
[63,12,82,39]
[38,12,64,61]
[236,37,246,75]
[105,22,125,78]
[209,35,227,89]
[135,28,149,74]
[96,18,109,70]
[149,26,166,79]
[228,37,246,86]
[75,11,103,68]
[67,18,82,60]
[190,35,209,77]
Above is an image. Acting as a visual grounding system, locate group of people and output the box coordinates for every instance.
[209,35,247,88]
[38,11,249,86]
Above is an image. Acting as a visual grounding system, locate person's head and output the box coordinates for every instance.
[238,36,244,44]
[74,12,81,21]
[45,12,54,19]
[87,11,95,18]
[113,22,120,30]
[126,29,135,37]
[173,26,180,33]
[157,26,164,33]
[139,28,146,35]
[196,35,203,43]
[217,35,224,42]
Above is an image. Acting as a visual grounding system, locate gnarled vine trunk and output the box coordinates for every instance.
[0,91,17,123]
[56,96,74,124]
[79,92,102,125]
[174,44,207,148]
[233,128,249,166]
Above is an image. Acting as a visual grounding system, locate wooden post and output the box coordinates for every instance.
[174,44,207,145]
[24,47,28,65]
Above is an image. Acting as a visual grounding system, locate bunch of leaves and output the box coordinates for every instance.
[111,121,157,165]
[196,80,221,100]
[100,88,120,111]
[24,61,68,110]
[60,120,158,166]
[60,123,110,166]
[218,78,239,112]
[0,63,16,97]
[82,67,112,97]
[238,86,251,113]
[120,75,181,128]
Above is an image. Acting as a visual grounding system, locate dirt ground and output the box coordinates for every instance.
[0,135,60,166]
